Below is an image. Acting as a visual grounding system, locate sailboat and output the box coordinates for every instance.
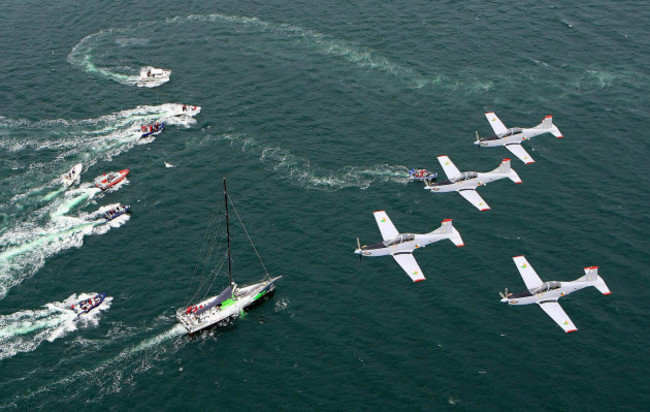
[176,178,282,334]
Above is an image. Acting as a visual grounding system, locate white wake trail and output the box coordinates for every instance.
[0,293,112,361]
[212,133,410,190]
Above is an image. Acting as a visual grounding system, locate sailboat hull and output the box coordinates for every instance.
[176,276,282,334]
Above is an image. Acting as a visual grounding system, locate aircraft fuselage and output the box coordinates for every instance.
[356,233,447,257]
[476,127,548,148]
[501,280,593,305]
[426,172,508,193]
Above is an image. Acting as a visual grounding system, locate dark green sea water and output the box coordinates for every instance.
[1,1,649,410]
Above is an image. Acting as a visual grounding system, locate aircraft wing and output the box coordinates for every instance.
[392,252,426,282]
[512,256,543,290]
[458,189,490,211]
[485,112,508,135]
[436,156,462,180]
[505,144,535,164]
[373,210,399,241]
[538,301,577,333]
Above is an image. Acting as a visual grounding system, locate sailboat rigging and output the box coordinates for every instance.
[176,178,282,334]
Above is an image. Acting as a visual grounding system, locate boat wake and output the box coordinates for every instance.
[68,30,170,88]
[66,12,643,96]
[0,204,129,300]
[0,104,196,299]
[0,104,195,224]
[0,293,112,361]
[67,13,478,91]
[8,319,186,404]
[213,133,410,190]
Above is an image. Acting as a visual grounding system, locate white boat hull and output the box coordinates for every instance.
[176,276,281,334]
[169,104,201,117]
[139,67,171,81]
[62,163,83,188]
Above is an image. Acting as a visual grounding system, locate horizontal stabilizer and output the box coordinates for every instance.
[536,115,563,138]
[432,219,465,247]
[579,266,611,295]
[550,125,563,138]
[495,158,523,183]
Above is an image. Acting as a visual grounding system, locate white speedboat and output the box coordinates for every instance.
[62,163,83,188]
[139,66,171,83]
[171,103,201,117]
[176,178,281,334]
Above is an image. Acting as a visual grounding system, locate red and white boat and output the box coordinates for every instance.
[95,169,130,191]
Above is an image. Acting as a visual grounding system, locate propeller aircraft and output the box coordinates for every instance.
[355,211,464,282]
[475,112,563,164]
[425,156,522,211]
[500,256,611,333]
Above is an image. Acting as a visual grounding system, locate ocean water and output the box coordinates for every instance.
[0,0,648,410]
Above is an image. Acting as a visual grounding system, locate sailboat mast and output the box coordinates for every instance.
[224,177,233,285]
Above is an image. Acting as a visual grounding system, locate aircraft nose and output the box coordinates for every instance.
[500,297,508,304]
[354,248,362,254]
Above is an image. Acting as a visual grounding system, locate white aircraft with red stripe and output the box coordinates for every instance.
[354,211,464,282]
[425,156,522,211]
[475,112,563,164]
[500,256,612,333]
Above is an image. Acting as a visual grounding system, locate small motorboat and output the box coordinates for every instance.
[174,104,201,117]
[70,293,106,317]
[140,122,165,138]
[62,163,83,188]
[103,204,130,221]
[409,168,438,182]
[95,169,130,191]
[139,66,171,82]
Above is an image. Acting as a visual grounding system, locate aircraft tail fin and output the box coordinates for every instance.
[535,115,563,138]
[493,158,522,183]
[431,219,465,247]
[576,266,611,295]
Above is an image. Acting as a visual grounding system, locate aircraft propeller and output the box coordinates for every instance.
[356,237,362,263]
[475,131,481,148]
[499,288,510,301]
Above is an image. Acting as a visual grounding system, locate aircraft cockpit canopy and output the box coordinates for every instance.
[383,233,415,247]
[498,127,523,138]
[450,171,478,183]
[530,281,561,294]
